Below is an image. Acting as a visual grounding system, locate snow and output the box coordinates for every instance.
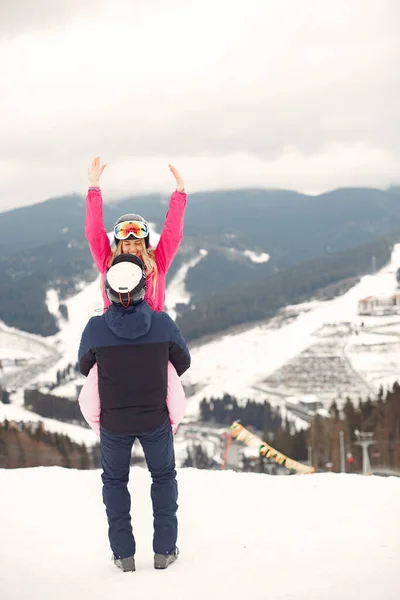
[243,249,270,263]
[0,467,399,600]
[166,249,208,319]
[183,243,400,416]
[227,247,270,264]
[345,339,400,391]
[0,320,61,390]
[0,348,33,360]
[50,379,84,398]
[46,288,67,325]
[0,321,56,360]
[46,278,104,368]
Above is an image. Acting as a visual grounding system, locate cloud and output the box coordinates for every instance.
[0,0,399,210]
[0,0,110,38]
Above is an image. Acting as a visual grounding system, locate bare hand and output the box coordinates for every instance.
[168,164,184,192]
[88,156,107,186]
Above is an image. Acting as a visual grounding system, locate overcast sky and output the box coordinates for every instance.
[0,0,399,211]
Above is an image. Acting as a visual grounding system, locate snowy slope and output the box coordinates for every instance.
[165,249,208,319]
[182,244,400,416]
[0,399,97,445]
[0,467,399,600]
[243,249,270,263]
[0,321,60,388]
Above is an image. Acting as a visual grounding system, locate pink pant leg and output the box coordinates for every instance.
[166,361,187,434]
[78,363,101,436]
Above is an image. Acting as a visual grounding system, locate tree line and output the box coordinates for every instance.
[199,394,308,467]
[200,395,282,431]
[0,419,95,469]
[24,388,86,427]
[199,382,400,474]
[309,384,400,472]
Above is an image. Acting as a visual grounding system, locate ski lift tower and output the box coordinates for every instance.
[354,431,375,475]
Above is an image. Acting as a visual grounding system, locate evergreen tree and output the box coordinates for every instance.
[329,400,340,420]
[342,398,360,442]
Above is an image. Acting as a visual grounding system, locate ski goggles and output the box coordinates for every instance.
[114,220,149,240]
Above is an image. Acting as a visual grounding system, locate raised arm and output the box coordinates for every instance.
[85,157,112,273]
[154,165,187,273]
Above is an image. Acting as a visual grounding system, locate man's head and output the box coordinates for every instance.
[105,254,146,307]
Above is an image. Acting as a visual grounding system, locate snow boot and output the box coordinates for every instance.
[113,555,136,572]
[154,547,179,570]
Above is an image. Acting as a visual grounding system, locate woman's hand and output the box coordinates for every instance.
[168,164,184,192]
[88,156,107,187]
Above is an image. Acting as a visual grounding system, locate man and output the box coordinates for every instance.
[78,254,190,572]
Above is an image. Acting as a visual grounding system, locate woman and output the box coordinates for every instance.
[86,156,186,312]
[78,157,187,435]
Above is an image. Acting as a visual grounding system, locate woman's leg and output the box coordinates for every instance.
[100,427,136,558]
[78,364,101,435]
[166,361,187,434]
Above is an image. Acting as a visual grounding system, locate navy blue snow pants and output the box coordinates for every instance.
[100,420,178,559]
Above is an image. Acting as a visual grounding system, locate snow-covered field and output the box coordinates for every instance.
[0,467,399,600]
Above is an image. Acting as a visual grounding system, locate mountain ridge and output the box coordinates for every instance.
[1,185,400,337]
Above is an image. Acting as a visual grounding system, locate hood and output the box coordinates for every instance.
[104,301,152,340]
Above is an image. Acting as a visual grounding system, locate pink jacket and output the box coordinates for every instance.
[85,187,187,312]
[80,187,188,435]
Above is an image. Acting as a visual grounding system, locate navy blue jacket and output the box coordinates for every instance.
[78,301,191,434]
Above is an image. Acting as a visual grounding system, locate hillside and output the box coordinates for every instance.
[2,246,400,477]
[182,243,400,416]
[1,186,400,336]
[2,186,400,258]
[3,242,400,439]
[1,467,399,600]
[177,231,400,340]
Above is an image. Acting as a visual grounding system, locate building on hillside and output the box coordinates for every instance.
[392,294,400,307]
[358,294,400,316]
[358,296,377,315]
